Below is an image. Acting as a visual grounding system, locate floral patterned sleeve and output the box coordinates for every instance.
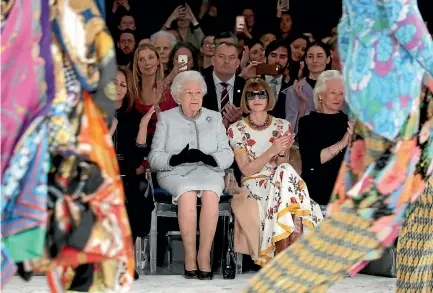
[227,123,246,155]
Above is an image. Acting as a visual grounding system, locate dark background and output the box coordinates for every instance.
[106,0,432,39]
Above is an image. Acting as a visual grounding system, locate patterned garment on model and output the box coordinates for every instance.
[396,176,433,293]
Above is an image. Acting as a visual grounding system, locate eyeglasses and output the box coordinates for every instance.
[204,43,215,48]
[246,90,268,100]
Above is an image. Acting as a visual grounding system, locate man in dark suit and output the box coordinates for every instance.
[201,32,239,77]
[203,42,245,128]
[263,40,290,119]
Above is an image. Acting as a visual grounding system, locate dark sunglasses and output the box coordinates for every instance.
[246,90,269,101]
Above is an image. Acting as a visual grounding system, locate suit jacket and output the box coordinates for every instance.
[269,79,289,119]
[202,72,246,112]
[149,107,234,180]
[338,0,433,140]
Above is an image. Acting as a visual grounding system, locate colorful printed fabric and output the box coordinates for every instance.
[0,0,52,175]
[51,0,116,123]
[396,176,433,292]
[338,0,433,141]
[1,0,53,286]
[29,94,134,293]
[1,120,48,259]
[245,86,433,292]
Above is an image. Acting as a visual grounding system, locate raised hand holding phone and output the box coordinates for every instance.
[236,16,245,33]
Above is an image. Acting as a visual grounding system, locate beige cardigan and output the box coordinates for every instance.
[231,186,260,261]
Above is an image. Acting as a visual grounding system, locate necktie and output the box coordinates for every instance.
[270,78,279,101]
[220,82,229,119]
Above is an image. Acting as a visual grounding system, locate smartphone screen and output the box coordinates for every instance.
[236,16,245,32]
[178,55,188,71]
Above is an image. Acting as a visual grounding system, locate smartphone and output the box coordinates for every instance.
[256,64,280,76]
[279,0,289,11]
[236,16,245,32]
[178,55,188,71]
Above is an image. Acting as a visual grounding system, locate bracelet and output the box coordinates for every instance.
[136,143,147,148]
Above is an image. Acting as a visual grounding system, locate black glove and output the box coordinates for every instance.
[188,149,218,167]
[169,144,191,167]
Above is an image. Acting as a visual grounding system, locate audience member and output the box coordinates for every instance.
[149,70,234,280]
[228,78,323,267]
[199,2,219,35]
[241,8,257,39]
[201,32,239,76]
[279,11,293,40]
[118,11,136,30]
[298,70,351,215]
[202,42,244,128]
[285,41,331,134]
[259,32,276,49]
[165,41,199,86]
[117,29,137,67]
[199,35,215,72]
[131,44,177,143]
[263,40,290,119]
[163,4,205,50]
[248,40,266,63]
[112,66,155,279]
[286,34,310,86]
[150,30,178,73]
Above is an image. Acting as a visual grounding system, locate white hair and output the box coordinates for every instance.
[150,30,177,49]
[170,71,208,104]
[313,70,344,110]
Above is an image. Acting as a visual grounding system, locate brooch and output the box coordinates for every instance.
[206,116,212,122]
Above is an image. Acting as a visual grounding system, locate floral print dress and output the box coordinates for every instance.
[228,116,323,266]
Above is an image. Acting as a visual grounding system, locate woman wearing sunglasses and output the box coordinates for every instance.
[227,78,323,267]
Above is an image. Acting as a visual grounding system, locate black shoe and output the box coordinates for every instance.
[184,267,198,279]
[198,270,213,280]
[134,270,139,280]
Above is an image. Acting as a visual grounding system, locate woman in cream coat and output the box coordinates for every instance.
[149,70,234,280]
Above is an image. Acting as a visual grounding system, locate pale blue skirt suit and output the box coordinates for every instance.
[149,107,234,204]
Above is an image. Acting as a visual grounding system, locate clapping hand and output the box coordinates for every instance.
[271,130,294,157]
[140,106,156,129]
[341,121,354,146]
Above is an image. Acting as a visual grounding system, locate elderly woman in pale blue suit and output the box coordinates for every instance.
[149,70,234,280]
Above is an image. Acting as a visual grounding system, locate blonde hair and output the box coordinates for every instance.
[117,66,134,111]
[131,44,165,103]
[240,78,275,114]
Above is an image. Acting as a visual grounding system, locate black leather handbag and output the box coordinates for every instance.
[222,222,236,279]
